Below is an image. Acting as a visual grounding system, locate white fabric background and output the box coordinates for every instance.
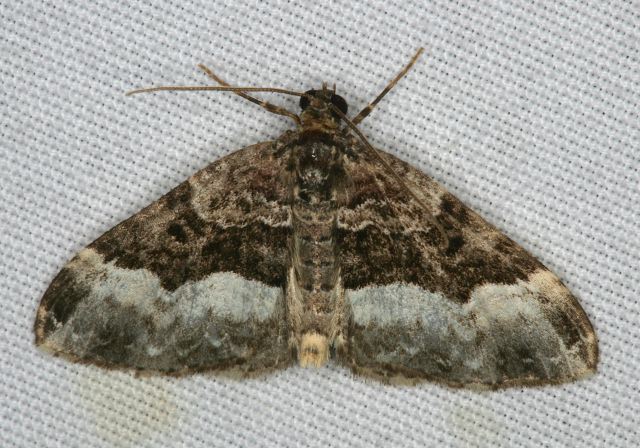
[1,1,638,447]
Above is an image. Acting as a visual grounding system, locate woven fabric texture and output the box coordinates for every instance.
[1,1,638,447]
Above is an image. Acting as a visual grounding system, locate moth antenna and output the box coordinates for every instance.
[126,85,306,98]
[351,48,424,125]
[329,102,449,247]
[127,85,325,131]
[197,64,301,125]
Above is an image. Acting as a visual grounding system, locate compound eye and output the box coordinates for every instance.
[330,94,348,115]
[299,90,318,111]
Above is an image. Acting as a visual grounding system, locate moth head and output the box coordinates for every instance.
[299,85,348,127]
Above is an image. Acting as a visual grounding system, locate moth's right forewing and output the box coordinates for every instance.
[336,148,598,387]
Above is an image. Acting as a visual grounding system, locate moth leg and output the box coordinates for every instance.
[351,48,424,125]
[197,64,301,125]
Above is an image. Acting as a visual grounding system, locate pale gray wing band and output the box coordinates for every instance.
[35,249,292,374]
[341,269,597,387]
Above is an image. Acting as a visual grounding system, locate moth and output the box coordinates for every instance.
[35,49,598,388]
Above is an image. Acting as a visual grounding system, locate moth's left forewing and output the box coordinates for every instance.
[35,142,294,375]
[337,149,598,387]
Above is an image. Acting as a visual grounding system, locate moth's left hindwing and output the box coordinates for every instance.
[35,142,294,374]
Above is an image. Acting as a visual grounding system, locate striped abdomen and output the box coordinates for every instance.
[288,138,344,366]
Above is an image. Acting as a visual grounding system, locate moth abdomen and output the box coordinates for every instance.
[288,136,346,367]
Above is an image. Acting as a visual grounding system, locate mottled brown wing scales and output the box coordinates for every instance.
[339,149,544,300]
[90,142,291,290]
[337,148,597,387]
[35,142,293,375]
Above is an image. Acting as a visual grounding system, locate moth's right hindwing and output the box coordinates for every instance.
[35,142,294,375]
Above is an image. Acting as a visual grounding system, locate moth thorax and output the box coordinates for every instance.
[300,108,341,132]
[299,332,329,368]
